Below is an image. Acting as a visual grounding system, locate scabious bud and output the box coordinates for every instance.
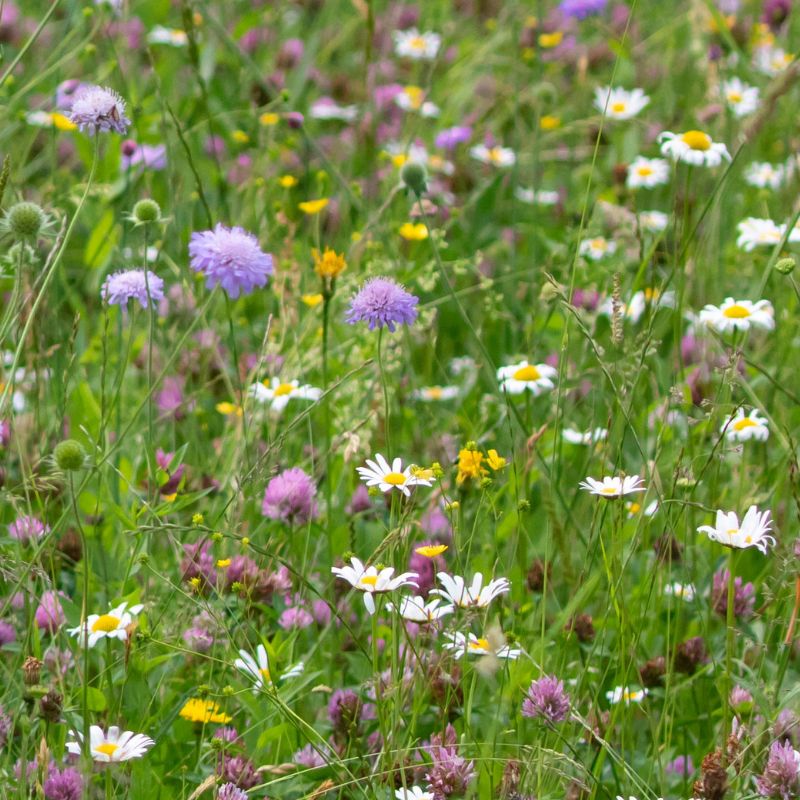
[54,439,86,472]
[775,257,795,275]
[132,198,161,225]
[5,202,47,241]
[401,160,428,195]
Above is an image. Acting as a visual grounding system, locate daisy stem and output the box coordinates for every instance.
[377,327,391,454]
[723,547,736,762]
[105,764,113,799]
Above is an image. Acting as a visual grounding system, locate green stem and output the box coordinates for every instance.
[377,327,391,454]
[723,548,736,761]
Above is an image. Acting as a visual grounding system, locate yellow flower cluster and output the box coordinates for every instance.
[313,247,347,279]
[456,445,507,485]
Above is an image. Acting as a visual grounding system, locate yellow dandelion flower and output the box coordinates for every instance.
[259,112,280,126]
[298,198,329,215]
[216,401,243,417]
[457,448,487,485]
[279,175,298,188]
[391,153,408,168]
[399,222,428,241]
[302,293,324,308]
[179,698,232,724]
[415,544,448,558]
[313,247,347,279]
[217,559,231,568]
[539,31,563,48]
[486,450,507,471]
[540,115,561,130]
[232,130,250,144]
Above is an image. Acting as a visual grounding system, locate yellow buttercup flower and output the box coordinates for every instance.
[391,153,408,167]
[216,402,243,417]
[232,130,249,144]
[487,450,507,471]
[313,247,347,279]
[539,31,563,48]
[259,112,279,126]
[399,222,428,241]
[457,448,487,485]
[179,698,232,724]
[217,559,231,568]
[301,293,324,308]
[540,115,561,130]
[298,198,329,215]
[415,544,448,558]
[279,175,298,188]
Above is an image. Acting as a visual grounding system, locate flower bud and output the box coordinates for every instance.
[54,439,85,472]
[6,202,46,241]
[401,161,428,195]
[132,198,161,225]
[775,257,795,275]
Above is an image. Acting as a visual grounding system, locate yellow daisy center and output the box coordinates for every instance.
[273,382,295,396]
[488,147,503,164]
[410,36,426,49]
[726,528,739,538]
[426,387,443,399]
[360,575,378,587]
[728,91,742,103]
[95,742,118,757]
[722,304,751,319]
[92,614,121,633]
[644,288,659,302]
[611,101,627,113]
[733,418,757,431]
[637,165,653,176]
[628,502,641,514]
[681,130,712,151]
[600,486,619,495]
[512,365,541,382]
[384,472,407,485]
[469,638,491,651]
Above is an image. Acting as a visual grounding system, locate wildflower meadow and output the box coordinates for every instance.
[2,0,800,798]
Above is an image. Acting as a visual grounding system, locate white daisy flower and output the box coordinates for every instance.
[721,408,769,442]
[626,499,659,517]
[562,427,608,445]
[443,631,521,660]
[579,236,617,261]
[664,582,696,602]
[470,144,516,167]
[579,475,646,498]
[639,210,669,233]
[593,86,650,120]
[698,297,775,334]
[396,787,435,800]
[68,602,143,648]
[744,161,785,190]
[394,86,439,117]
[497,360,558,395]
[431,571,510,609]
[412,385,460,401]
[67,726,154,763]
[658,130,731,167]
[331,557,418,615]
[626,156,670,189]
[599,288,676,323]
[386,595,454,624]
[249,377,322,412]
[393,29,441,60]
[356,453,434,497]
[606,686,648,705]
[736,217,784,251]
[754,44,793,76]
[146,25,188,46]
[515,187,560,205]
[697,505,775,554]
[309,97,359,121]
[234,644,303,692]
[721,77,759,117]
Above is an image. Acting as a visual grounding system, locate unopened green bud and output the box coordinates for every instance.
[54,439,85,472]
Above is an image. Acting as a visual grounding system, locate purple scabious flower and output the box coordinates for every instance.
[35,591,65,633]
[757,740,800,799]
[189,224,273,298]
[102,269,164,309]
[0,620,15,647]
[262,467,318,525]
[559,0,607,17]
[522,675,571,723]
[435,125,472,150]
[345,277,419,332]
[43,765,84,800]
[712,569,755,619]
[8,515,49,544]
[217,783,248,800]
[55,79,87,112]
[120,140,166,171]
[68,85,130,134]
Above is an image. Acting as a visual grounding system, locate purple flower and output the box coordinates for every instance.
[156,377,190,421]
[665,755,694,778]
[121,140,166,171]
[35,591,65,633]
[8,515,49,544]
[43,765,83,800]
[345,484,373,515]
[420,505,452,542]
[293,742,331,768]
[435,125,472,150]
[181,541,216,590]
[425,725,476,800]
[0,620,15,647]
[68,85,130,135]
[43,646,74,676]
[776,710,800,746]
[522,675,571,723]
[213,726,240,744]
[217,754,259,789]
[279,603,314,630]
[559,0,608,17]
[0,704,10,748]
[189,224,274,298]
[102,269,164,309]
[55,79,87,111]
[712,569,755,619]
[262,467,318,525]
[328,689,362,737]
[757,740,800,799]
[345,277,419,332]
[217,783,248,800]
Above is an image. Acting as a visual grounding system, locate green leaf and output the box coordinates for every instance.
[84,208,117,270]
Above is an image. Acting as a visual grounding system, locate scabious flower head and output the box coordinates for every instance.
[102,269,164,309]
[522,675,571,723]
[435,125,472,150]
[757,740,800,799]
[9,515,49,544]
[43,765,84,800]
[69,85,130,134]
[559,0,607,17]
[711,569,755,618]
[261,467,318,524]
[345,277,419,332]
[189,224,274,298]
